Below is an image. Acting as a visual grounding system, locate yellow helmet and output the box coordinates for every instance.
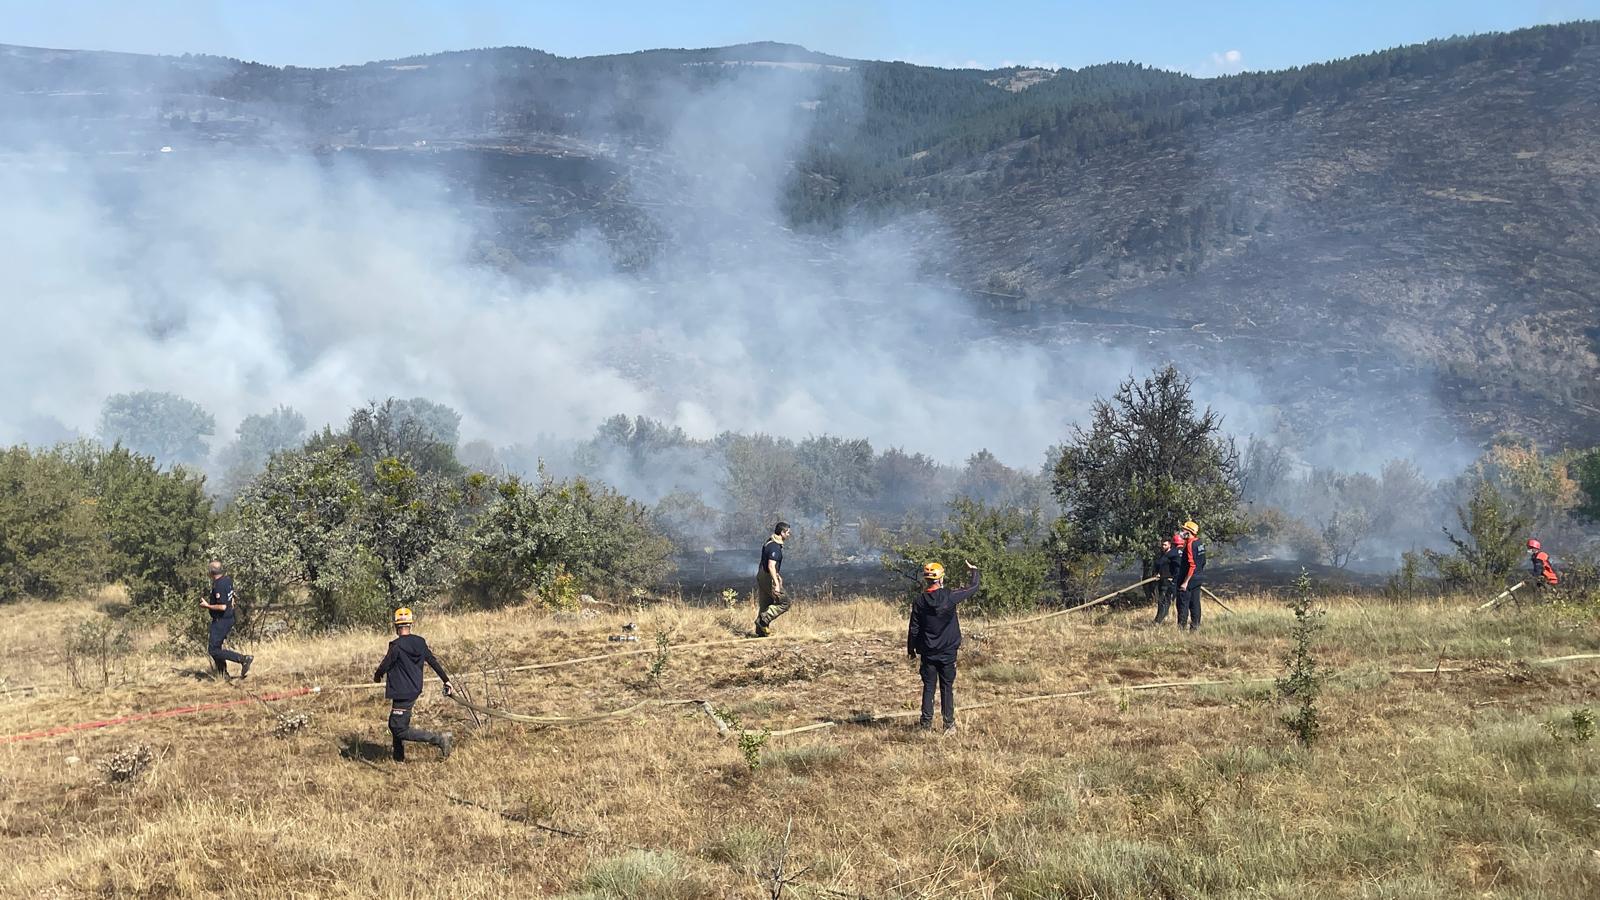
[1182,520,1200,537]
[392,607,415,626]
[922,561,946,582]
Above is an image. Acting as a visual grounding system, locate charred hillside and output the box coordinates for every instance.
[3,24,1599,450]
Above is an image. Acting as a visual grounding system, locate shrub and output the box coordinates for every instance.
[1276,570,1325,748]
[64,614,133,689]
[0,446,107,601]
[97,743,155,784]
[1427,478,1528,589]
[885,497,1050,614]
[461,470,674,605]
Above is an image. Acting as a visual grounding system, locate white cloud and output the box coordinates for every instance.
[1192,48,1246,77]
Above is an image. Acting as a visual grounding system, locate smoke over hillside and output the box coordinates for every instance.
[0,39,1508,570]
[0,59,1144,466]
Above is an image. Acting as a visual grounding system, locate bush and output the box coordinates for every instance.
[0,447,107,601]
[83,444,212,607]
[1427,478,1528,590]
[461,470,674,604]
[1277,571,1325,748]
[885,497,1050,614]
[64,614,133,689]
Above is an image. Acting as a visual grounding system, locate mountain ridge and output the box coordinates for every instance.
[4,23,1600,453]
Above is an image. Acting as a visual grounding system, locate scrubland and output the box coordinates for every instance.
[1,589,1597,898]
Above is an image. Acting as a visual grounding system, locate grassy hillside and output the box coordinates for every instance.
[2,588,1598,897]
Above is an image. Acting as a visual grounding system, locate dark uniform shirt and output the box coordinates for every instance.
[1160,545,1185,583]
[374,634,450,702]
[208,576,236,620]
[908,571,982,661]
[759,539,784,576]
[1531,550,1559,585]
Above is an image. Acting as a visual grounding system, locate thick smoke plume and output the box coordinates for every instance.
[0,46,1478,568]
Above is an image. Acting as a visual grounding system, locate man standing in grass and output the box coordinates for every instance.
[754,522,792,637]
[373,607,455,762]
[908,560,981,733]
[1155,534,1185,625]
[1177,520,1206,631]
[200,560,252,679]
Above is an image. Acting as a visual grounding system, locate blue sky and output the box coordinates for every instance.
[3,0,1597,73]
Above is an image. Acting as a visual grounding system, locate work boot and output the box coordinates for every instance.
[753,624,771,638]
[438,732,454,760]
[917,718,933,731]
[943,721,958,735]
[240,655,254,679]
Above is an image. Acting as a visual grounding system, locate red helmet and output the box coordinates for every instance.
[1171,531,1186,544]
[1527,539,1541,551]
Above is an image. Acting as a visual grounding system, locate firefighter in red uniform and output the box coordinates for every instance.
[1527,539,1560,591]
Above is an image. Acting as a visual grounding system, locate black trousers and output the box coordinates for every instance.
[1154,583,1175,622]
[1177,582,1203,628]
[207,618,248,671]
[388,699,445,761]
[919,656,957,725]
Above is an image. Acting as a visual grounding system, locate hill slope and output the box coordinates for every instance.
[4,25,1600,450]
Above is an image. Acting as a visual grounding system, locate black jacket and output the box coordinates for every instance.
[1159,546,1184,583]
[374,634,450,702]
[908,570,981,661]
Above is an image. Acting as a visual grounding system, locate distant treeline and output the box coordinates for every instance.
[8,366,1600,634]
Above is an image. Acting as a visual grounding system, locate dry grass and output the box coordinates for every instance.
[2,589,1598,898]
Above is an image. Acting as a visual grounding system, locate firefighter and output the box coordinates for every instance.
[1154,534,1185,624]
[1177,520,1206,631]
[1527,539,1560,590]
[908,560,981,732]
[200,560,253,678]
[754,522,792,637]
[373,607,455,762]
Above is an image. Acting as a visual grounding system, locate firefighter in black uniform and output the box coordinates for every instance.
[201,560,253,678]
[1154,534,1185,625]
[754,522,792,637]
[908,560,981,732]
[373,607,455,762]
[1177,520,1206,631]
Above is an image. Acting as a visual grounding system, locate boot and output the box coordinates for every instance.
[240,655,254,679]
[438,732,454,760]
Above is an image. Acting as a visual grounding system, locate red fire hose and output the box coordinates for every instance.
[0,686,318,745]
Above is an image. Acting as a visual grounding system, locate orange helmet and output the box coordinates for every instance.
[1527,539,1541,551]
[922,562,946,582]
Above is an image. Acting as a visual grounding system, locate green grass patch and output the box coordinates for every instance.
[569,850,707,900]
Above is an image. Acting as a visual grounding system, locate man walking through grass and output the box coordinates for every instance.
[200,560,253,679]
[373,607,455,762]
[754,522,792,637]
[908,560,981,733]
